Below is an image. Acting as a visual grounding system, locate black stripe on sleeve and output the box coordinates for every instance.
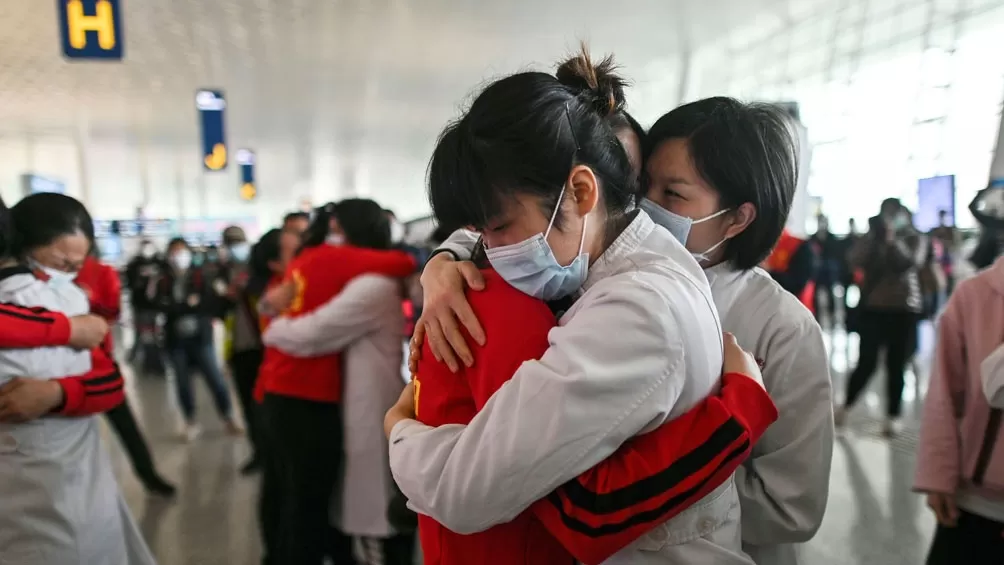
[83,372,122,388]
[85,384,124,397]
[0,302,58,324]
[546,438,750,537]
[556,418,746,516]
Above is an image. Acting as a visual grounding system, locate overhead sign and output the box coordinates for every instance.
[21,174,67,196]
[196,90,228,171]
[57,0,123,60]
[237,149,256,201]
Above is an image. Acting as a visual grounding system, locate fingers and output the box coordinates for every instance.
[425,320,459,373]
[944,497,959,526]
[453,299,486,347]
[723,332,738,346]
[0,378,23,395]
[928,495,959,527]
[459,262,486,291]
[440,311,474,369]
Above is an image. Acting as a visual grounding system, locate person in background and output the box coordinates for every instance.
[915,252,1004,564]
[930,209,959,294]
[263,203,422,565]
[837,199,924,436]
[227,229,281,475]
[838,218,862,323]
[77,251,177,497]
[810,214,840,325]
[0,192,156,565]
[764,228,817,314]
[125,239,168,372]
[155,237,242,441]
[283,211,311,236]
[280,211,311,269]
[255,201,417,565]
[637,96,833,565]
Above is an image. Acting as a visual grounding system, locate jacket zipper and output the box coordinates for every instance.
[973,408,1002,486]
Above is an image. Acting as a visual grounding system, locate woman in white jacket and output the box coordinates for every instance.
[0,193,156,565]
[637,98,833,565]
[262,200,415,565]
[384,48,753,564]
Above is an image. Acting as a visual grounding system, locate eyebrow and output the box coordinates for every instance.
[653,175,695,185]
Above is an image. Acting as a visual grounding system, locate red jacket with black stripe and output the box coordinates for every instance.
[414,270,778,565]
[0,263,124,416]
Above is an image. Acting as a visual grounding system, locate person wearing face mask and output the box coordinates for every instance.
[836,198,924,436]
[623,97,832,565]
[0,193,157,565]
[254,201,418,565]
[125,239,168,371]
[385,48,758,564]
[154,237,242,441]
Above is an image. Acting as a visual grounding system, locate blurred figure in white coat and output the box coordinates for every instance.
[262,201,415,565]
[633,97,834,565]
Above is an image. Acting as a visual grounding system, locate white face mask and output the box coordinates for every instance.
[141,245,156,259]
[640,199,731,264]
[981,343,1004,408]
[171,250,193,270]
[484,184,589,301]
[326,234,346,246]
[29,259,78,285]
[229,242,251,263]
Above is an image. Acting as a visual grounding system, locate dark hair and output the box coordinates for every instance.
[644,97,798,270]
[880,198,902,216]
[247,228,282,295]
[333,199,392,250]
[300,202,337,250]
[611,111,647,147]
[9,193,94,257]
[427,46,635,232]
[167,237,190,253]
[970,229,1002,269]
[283,211,309,226]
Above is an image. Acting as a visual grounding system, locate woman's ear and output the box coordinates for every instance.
[567,165,600,217]
[725,202,757,239]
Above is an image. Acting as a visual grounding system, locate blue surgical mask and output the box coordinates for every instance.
[485,185,589,301]
[229,243,251,263]
[639,198,730,264]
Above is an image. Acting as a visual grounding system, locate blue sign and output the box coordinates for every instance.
[57,0,123,60]
[237,149,256,201]
[21,174,67,195]
[197,90,228,171]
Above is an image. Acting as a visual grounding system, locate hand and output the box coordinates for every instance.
[408,325,424,380]
[0,378,65,423]
[68,315,110,350]
[262,282,294,314]
[384,381,417,438]
[927,492,960,527]
[723,332,765,390]
[418,254,486,372]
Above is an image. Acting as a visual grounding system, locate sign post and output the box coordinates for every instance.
[237,149,257,201]
[57,0,123,60]
[196,90,228,171]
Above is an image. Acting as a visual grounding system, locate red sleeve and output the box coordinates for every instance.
[54,344,125,416]
[531,373,779,565]
[0,302,71,348]
[342,248,417,280]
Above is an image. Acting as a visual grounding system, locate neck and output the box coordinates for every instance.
[586,211,632,265]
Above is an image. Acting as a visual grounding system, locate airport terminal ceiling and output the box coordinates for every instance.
[0,0,808,221]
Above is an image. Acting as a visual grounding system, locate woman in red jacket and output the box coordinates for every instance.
[256,199,418,565]
[76,253,176,496]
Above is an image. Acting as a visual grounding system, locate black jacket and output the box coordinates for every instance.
[153,266,226,346]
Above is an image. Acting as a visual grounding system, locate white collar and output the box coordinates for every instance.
[582,210,652,292]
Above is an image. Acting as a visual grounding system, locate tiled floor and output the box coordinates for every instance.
[104,320,941,565]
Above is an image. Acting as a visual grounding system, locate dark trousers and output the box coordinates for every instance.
[845,309,917,417]
[104,397,158,482]
[230,348,264,459]
[260,394,343,565]
[927,509,1004,565]
[168,338,232,422]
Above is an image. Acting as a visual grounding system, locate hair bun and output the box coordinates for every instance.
[555,44,628,117]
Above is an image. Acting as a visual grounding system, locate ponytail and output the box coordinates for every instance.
[297,202,336,255]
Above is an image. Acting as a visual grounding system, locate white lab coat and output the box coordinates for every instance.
[0,271,156,565]
[263,275,406,538]
[390,212,754,564]
[704,263,833,565]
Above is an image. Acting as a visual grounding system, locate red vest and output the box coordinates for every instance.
[766,231,815,313]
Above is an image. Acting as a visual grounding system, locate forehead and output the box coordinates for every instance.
[646,139,695,176]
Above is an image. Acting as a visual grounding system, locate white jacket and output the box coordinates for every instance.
[704,263,833,565]
[390,212,754,564]
[0,268,156,565]
[263,275,407,538]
